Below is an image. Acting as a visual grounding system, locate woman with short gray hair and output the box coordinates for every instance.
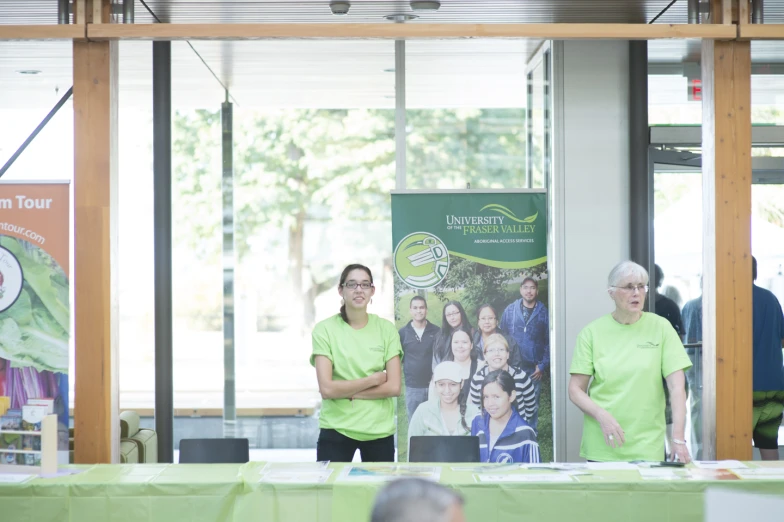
[568,260,692,463]
[370,478,465,522]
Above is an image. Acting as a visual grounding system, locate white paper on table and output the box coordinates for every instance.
[733,468,784,479]
[338,465,441,483]
[259,461,330,475]
[583,462,640,471]
[259,469,334,484]
[0,473,34,484]
[638,468,685,480]
[693,460,748,470]
[475,473,575,483]
[39,468,85,479]
[523,463,587,471]
[450,464,520,473]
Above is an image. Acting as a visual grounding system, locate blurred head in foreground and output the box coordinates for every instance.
[370,478,466,522]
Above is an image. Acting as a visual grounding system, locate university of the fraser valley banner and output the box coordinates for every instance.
[392,191,551,463]
[0,182,70,464]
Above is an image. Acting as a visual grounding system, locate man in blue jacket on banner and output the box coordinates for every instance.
[500,277,550,430]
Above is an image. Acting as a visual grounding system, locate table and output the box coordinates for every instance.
[2,462,784,522]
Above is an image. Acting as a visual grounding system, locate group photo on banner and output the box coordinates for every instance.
[0,182,70,464]
[392,190,550,463]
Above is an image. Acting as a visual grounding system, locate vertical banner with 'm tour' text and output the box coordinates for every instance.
[0,181,70,464]
[392,190,551,463]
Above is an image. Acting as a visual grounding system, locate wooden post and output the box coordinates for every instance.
[701,2,753,459]
[73,0,119,464]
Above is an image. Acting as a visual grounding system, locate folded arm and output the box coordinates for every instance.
[314,355,384,400]
[353,356,402,400]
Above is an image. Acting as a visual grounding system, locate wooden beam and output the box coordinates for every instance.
[0,25,84,40]
[739,24,784,39]
[739,0,751,25]
[710,0,735,24]
[73,1,119,463]
[701,39,753,461]
[86,23,738,41]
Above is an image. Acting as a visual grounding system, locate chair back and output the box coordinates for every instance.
[178,438,250,464]
[408,436,480,463]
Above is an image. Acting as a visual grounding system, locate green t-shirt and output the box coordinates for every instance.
[310,313,403,441]
[569,312,692,462]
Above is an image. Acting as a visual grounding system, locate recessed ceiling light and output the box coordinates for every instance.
[329,1,350,15]
[410,1,441,11]
[385,13,418,22]
[17,70,42,75]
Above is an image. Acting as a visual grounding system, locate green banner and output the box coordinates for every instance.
[392,191,551,463]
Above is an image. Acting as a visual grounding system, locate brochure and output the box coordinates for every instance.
[583,462,640,471]
[475,473,575,483]
[259,469,334,484]
[638,468,686,480]
[732,468,784,480]
[0,473,34,484]
[339,465,441,483]
[688,468,740,481]
[259,461,329,475]
[693,460,748,469]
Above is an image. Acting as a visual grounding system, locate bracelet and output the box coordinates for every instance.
[672,439,687,445]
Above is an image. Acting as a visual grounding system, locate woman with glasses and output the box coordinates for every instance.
[471,369,540,463]
[469,334,536,424]
[432,301,474,370]
[408,361,479,438]
[568,260,692,463]
[473,304,524,368]
[311,263,403,462]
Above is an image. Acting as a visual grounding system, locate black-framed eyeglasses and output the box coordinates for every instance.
[343,281,373,290]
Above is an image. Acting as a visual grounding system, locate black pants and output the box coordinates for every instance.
[316,429,395,463]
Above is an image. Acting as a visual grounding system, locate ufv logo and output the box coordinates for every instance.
[637,341,660,349]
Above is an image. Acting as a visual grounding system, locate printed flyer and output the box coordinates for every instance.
[0,182,70,462]
[392,191,550,463]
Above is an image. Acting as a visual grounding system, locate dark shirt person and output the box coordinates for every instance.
[681,292,703,460]
[500,277,550,429]
[751,257,784,461]
[653,264,684,336]
[399,296,440,420]
[653,264,688,450]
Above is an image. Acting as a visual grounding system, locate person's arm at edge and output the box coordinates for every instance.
[568,373,625,447]
[353,356,402,399]
[314,355,385,400]
[664,369,691,462]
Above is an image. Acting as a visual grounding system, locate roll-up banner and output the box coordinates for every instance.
[0,182,70,464]
[392,190,551,463]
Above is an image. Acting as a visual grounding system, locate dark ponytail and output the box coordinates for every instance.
[338,263,373,324]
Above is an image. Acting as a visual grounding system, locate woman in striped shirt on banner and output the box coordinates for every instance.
[468,333,537,425]
[471,370,540,463]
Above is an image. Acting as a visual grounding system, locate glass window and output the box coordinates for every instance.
[406,40,528,189]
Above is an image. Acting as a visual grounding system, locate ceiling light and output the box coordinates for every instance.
[385,13,418,22]
[410,1,441,11]
[17,70,42,75]
[329,1,350,15]
[383,68,396,73]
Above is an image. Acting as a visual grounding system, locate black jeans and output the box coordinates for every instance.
[316,429,395,463]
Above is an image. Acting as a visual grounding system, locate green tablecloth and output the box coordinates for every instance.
[2,462,784,522]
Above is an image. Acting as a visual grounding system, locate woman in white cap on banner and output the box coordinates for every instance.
[408,361,480,438]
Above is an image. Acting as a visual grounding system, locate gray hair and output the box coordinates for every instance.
[370,478,463,522]
[607,260,648,288]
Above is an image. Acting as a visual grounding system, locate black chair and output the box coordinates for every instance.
[408,436,481,463]
[178,438,250,464]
